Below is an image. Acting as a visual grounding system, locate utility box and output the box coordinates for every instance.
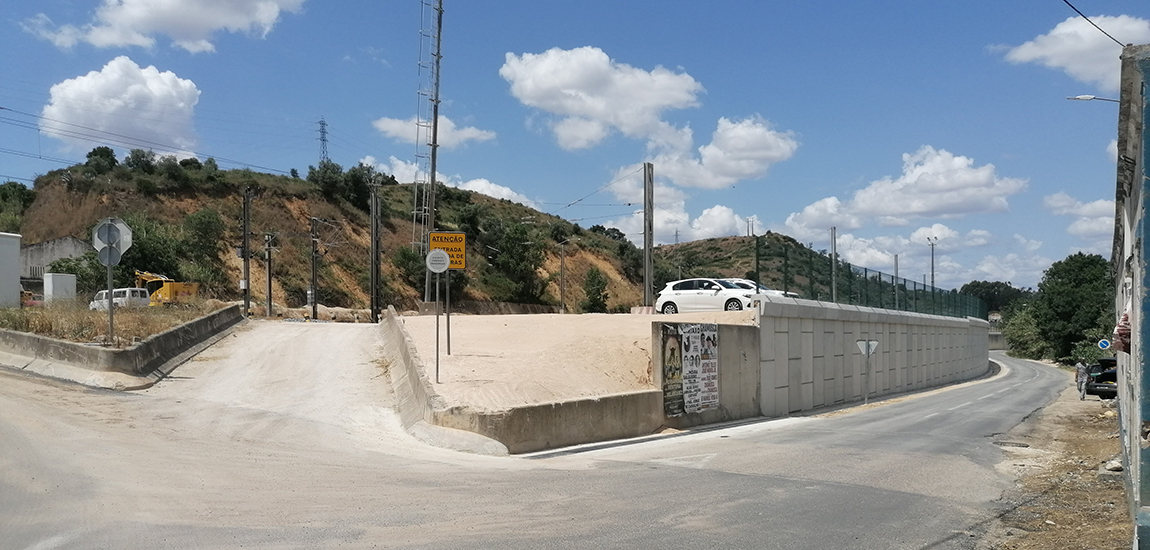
[0,232,20,308]
[44,272,76,303]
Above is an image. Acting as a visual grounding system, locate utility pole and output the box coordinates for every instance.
[830,226,837,303]
[242,186,252,316]
[893,254,899,310]
[642,162,653,307]
[264,233,274,317]
[754,233,760,284]
[370,182,381,322]
[927,236,937,288]
[421,0,445,304]
[310,216,319,320]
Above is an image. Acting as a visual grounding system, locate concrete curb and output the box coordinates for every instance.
[0,305,244,390]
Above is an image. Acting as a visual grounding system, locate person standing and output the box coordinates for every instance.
[1076,361,1090,400]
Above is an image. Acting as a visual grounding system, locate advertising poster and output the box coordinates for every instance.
[661,324,684,417]
[662,323,720,416]
[681,323,702,413]
[698,324,719,411]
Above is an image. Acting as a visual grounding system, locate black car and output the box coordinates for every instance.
[1085,357,1118,400]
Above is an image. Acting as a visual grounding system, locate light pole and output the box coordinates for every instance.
[1067,95,1119,103]
[926,236,938,289]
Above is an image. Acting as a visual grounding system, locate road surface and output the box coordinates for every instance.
[0,321,1066,549]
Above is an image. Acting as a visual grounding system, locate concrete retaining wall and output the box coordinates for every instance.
[382,298,989,454]
[0,305,244,386]
[756,299,989,417]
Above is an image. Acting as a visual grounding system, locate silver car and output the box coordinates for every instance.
[655,278,758,314]
[723,278,800,298]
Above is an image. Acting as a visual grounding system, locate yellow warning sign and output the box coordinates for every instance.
[429,231,466,269]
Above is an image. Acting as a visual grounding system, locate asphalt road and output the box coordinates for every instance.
[0,321,1067,550]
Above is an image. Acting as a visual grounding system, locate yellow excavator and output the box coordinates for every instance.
[134,270,199,306]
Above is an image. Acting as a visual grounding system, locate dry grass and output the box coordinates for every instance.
[0,299,226,347]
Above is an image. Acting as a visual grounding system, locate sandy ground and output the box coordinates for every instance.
[398,310,756,412]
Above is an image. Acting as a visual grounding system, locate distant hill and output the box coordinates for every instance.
[9,151,850,310]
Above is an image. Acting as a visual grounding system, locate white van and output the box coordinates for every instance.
[89,288,151,310]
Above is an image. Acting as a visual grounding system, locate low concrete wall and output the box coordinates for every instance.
[988,331,1006,350]
[380,306,663,454]
[379,306,441,429]
[0,305,244,382]
[432,391,664,454]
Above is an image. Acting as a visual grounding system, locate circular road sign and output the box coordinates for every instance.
[1098,339,1112,350]
[426,248,450,274]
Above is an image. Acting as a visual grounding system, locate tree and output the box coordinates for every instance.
[999,299,1048,359]
[85,146,118,174]
[488,221,544,303]
[1031,253,1113,361]
[580,267,609,313]
[307,159,345,200]
[182,208,224,263]
[959,280,1030,312]
[343,163,374,212]
[179,157,202,170]
[0,181,35,233]
[124,149,157,174]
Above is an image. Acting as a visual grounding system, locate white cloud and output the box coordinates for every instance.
[371,115,496,149]
[851,146,1026,224]
[360,155,534,207]
[453,179,535,208]
[1013,234,1043,253]
[1005,15,1150,92]
[658,116,799,189]
[41,56,200,155]
[835,234,895,268]
[500,46,703,149]
[1043,191,1113,217]
[500,46,798,190]
[1043,191,1114,244]
[24,0,305,53]
[785,147,1024,239]
[973,254,1052,287]
[1108,139,1118,162]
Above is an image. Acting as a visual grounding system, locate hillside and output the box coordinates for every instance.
[9,150,897,312]
[13,156,655,312]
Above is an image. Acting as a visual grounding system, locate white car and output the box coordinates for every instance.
[655,278,758,314]
[723,278,801,298]
[89,288,152,310]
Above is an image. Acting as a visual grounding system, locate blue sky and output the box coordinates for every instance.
[2,1,1147,289]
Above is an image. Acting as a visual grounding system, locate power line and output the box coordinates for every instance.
[0,174,35,183]
[1061,0,1125,47]
[0,106,291,175]
[548,166,644,216]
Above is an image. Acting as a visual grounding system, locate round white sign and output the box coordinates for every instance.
[425,248,450,274]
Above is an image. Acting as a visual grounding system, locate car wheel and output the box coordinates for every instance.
[661,302,678,314]
[725,299,742,311]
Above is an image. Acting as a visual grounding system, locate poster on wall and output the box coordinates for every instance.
[661,324,684,416]
[698,323,719,412]
[662,323,720,416]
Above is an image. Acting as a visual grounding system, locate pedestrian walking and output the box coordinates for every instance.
[1076,361,1089,400]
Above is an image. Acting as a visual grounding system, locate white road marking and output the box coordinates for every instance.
[947,402,972,411]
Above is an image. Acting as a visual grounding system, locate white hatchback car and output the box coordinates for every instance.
[89,288,152,310]
[655,278,758,314]
[723,278,801,298]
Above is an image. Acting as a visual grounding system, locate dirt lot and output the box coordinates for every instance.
[981,374,1132,549]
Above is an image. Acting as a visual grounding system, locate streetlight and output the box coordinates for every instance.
[1067,95,1119,103]
[926,236,938,289]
